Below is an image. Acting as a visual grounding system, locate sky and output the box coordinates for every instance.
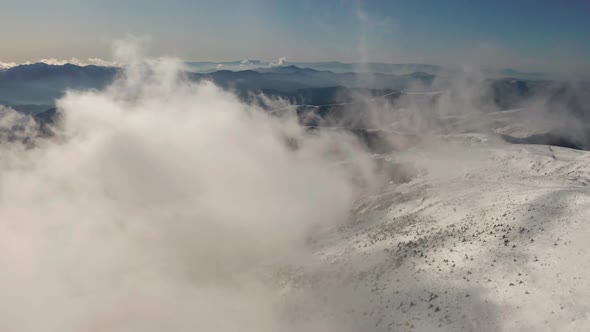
[1,0,589,73]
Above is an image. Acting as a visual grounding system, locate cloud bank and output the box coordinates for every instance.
[0,53,377,330]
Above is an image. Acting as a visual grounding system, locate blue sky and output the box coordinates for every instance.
[1,0,589,72]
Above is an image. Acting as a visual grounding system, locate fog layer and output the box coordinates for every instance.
[0,57,376,331]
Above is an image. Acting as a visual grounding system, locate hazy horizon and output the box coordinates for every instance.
[2,0,590,74]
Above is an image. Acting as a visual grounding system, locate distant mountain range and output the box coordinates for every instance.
[0,63,437,108]
[0,63,117,106]
[0,58,563,79]
[188,65,436,101]
[0,62,588,123]
[1,61,590,152]
[185,60,444,75]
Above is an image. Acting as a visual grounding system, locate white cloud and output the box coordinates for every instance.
[0,49,376,331]
[0,61,18,70]
[270,56,287,67]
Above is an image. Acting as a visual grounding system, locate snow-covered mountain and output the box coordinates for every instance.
[1,56,590,331]
[287,137,590,331]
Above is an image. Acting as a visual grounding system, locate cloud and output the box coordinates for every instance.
[0,45,376,331]
[0,105,40,141]
[271,56,287,67]
[0,61,18,70]
[86,58,120,67]
[112,35,152,65]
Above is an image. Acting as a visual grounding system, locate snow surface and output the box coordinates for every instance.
[280,139,590,331]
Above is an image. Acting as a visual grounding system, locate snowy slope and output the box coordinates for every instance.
[281,139,590,331]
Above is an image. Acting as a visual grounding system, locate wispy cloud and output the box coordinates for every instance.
[270,56,287,67]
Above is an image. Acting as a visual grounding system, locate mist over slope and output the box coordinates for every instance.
[0,57,380,331]
[1,47,590,331]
